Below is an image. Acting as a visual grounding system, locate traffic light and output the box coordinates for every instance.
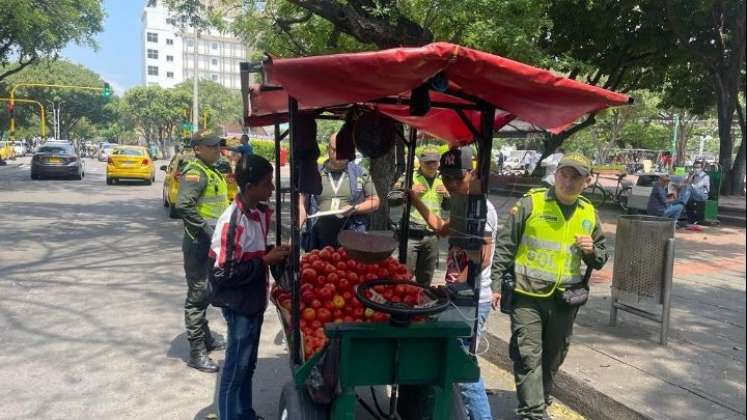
[102,82,112,98]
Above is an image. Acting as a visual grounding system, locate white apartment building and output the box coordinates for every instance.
[141,0,250,90]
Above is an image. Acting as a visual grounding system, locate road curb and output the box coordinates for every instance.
[482,331,654,420]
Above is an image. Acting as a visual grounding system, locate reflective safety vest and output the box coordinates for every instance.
[410,171,445,228]
[514,189,596,298]
[184,158,229,226]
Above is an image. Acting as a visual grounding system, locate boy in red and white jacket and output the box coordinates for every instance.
[208,154,289,420]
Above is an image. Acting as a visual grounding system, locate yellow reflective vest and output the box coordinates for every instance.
[514,189,596,297]
[410,171,445,228]
[183,158,229,225]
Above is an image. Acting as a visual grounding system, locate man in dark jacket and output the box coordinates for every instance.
[208,154,289,420]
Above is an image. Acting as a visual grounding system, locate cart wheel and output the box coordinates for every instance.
[278,382,328,420]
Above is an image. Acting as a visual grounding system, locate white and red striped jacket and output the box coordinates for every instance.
[210,199,273,268]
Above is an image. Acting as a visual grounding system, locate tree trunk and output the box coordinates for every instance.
[368,142,397,230]
[716,83,737,194]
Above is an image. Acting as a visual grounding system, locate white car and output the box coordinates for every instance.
[98,143,116,162]
[11,142,26,157]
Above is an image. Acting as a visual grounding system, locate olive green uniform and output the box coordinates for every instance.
[175,157,229,352]
[491,188,608,419]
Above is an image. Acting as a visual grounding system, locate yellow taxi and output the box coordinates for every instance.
[161,150,237,218]
[0,141,16,161]
[106,146,156,185]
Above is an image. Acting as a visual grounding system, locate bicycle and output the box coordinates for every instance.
[583,171,633,212]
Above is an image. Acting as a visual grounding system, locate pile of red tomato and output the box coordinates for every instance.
[272,246,421,360]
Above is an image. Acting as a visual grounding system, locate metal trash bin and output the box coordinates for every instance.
[610,215,675,345]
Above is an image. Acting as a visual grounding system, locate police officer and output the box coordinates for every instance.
[176,133,230,373]
[401,150,449,286]
[490,153,608,420]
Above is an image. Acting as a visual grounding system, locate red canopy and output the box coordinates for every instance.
[246,42,631,145]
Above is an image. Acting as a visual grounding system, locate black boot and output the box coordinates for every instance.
[187,344,219,373]
[206,333,226,352]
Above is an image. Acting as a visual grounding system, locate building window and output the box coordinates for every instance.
[166,18,176,26]
[166,55,174,62]
[211,42,219,50]
[147,49,159,59]
[147,66,159,76]
[186,39,194,47]
[166,38,174,46]
[211,58,218,66]
[147,32,158,43]
[167,72,174,78]
[211,74,218,81]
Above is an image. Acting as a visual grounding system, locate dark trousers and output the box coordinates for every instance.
[509,293,579,420]
[686,199,706,224]
[182,232,213,349]
[218,308,264,420]
[406,235,439,286]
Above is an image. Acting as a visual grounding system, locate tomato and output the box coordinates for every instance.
[326,283,337,295]
[325,263,337,275]
[302,290,316,304]
[338,278,351,292]
[306,253,320,263]
[331,252,342,262]
[324,300,335,310]
[353,307,365,319]
[364,308,375,319]
[310,299,322,309]
[317,308,332,323]
[342,291,354,302]
[351,297,363,308]
[343,316,354,323]
[378,268,390,278]
[300,283,313,293]
[300,319,308,329]
[382,290,394,301]
[332,295,346,309]
[394,284,408,296]
[315,275,327,287]
[390,295,402,304]
[366,273,378,282]
[346,259,357,270]
[301,268,317,283]
[302,308,316,321]
[327,272,339,285]
[338,248,347,259]
[402,294,417,306]
[319,249,331,260]
[311,320,322,330]
[318,285,334,301]
[336,261,347,271]
[348,272,359,284]
[372,312,388,322]
[397,265,409,274]
[333,309,344,319]
[311,260,325,272]
[334,318,344,324]
[323,245,335,253]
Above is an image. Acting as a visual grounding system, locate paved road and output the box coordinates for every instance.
[0,157,582,420]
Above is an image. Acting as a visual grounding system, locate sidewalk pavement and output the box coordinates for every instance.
[482,194,746,420]
[272,182,746,420]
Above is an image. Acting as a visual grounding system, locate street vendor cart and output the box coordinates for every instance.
[239,42,630,420]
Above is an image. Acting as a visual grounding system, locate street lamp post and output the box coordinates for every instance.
[192,28,200,135]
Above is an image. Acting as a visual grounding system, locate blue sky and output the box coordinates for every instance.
[62,0,143,95]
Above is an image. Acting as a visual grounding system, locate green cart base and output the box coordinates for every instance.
[279,321,480,420]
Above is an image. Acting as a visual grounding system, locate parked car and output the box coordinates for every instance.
[0,141,16,160]
[31,143,85,180]
[11,141,26,157]
[98,143,116,162]
[106,146,156,185]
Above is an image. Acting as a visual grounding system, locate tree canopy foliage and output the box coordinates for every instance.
[0,0,104,82]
